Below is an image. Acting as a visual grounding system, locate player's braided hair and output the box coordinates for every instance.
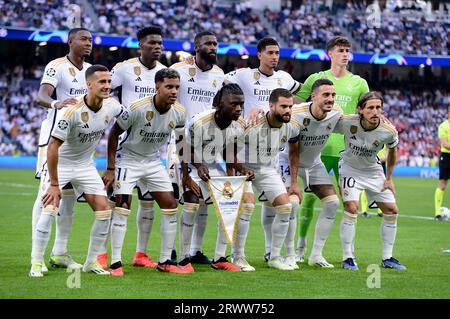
[357,91,384,110]
[212,83,244,108]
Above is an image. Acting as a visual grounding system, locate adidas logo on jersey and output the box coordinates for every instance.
[81,123,89,129]
[188,78,195,82]
[350,135,357,140]
[135,77,142,81]
[72,78,78,83]
[254,81,261,85]
[301,127,308,132]
[144,122,152,127]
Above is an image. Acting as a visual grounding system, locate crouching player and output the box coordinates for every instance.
[335,91,406,270]
[103,68,188,275]
[30,65,124,277]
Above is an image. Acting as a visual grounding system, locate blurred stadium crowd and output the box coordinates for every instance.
[1,0,449,55]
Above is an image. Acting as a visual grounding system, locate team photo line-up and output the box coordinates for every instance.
[29,25,410,277]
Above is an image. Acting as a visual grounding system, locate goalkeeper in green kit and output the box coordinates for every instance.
[294,36,369,262]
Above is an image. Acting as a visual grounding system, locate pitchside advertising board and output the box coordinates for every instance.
[0,156,440,178]
[2,28,450,67]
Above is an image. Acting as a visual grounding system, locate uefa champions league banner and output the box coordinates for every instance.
[207,176,248,245]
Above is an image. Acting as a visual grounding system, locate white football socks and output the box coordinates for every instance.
[310,195,339,258]
[136,200,154,254]
[340,210,357,260]
[381,213,398,260]
[270,203,292,259]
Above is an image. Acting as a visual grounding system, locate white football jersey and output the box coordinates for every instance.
[281,102,343,168]
[224,68,300,117]
[40,56,91,146]
[245,114,301,170]
[116,96,186,162]
[51,97,124,166]
[187,109,246,166]
[111,58,166,107]
[170,61,224,119]
[334,115,398,170]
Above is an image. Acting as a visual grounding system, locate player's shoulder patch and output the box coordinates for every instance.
[65,100,85,119]
[290,117,301,127]
[130,96,152,112]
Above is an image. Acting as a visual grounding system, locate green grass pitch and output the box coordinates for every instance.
[0,169,449,299]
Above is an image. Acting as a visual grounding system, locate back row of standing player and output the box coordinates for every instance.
[29,27,406,277]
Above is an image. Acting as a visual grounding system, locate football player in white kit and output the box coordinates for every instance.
[224,37,301,263]
[30,65,125,277]
[103,69,189,275]
[97,26,166,270]
[33,28,92,271]
[170,31,225,265]
[179,83,253,272]
[280,79,342,268]
[335,91,406,270]
[241,88,301,271]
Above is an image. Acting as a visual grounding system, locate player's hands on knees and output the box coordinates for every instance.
[288,182,302,203]
[102,170,115,190]
[381,179,395,195]
[245,108,264,125]
[197,165,210,182]
[182,175,201,197]
[42,185,61,208]
[56,98,78,109]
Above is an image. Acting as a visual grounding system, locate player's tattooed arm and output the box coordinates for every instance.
[37,84,78,109]
[102,122,124,190]
[43,137,63,208]
[382,147,397,195]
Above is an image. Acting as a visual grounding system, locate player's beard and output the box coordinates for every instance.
[275,113,290,123]
[200,50,217,65]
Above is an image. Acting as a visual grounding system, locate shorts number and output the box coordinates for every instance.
[117,167,128,181]
[342,176,356,188]
[280,165,290,176]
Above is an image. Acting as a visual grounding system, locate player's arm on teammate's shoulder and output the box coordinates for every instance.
[382,146,397,195]
[36,84,77,110]
[102,122,125,190]
[43,137,63,208]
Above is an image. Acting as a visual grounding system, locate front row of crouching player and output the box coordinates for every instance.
[30,66,405,277]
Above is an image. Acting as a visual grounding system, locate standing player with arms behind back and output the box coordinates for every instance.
[33,28,92,271]
[434,106,450,221]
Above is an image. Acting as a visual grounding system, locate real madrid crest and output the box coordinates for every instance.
[69,67,76,77]
[81,112,89,123]
[105,115,110,125]
[222,181,233,199]
[168,121,175,129]
[326,123,332,130]
[303,118,310,127]
[281,135,287,143]
[134,66,141,76]
[253,72,261,81]
[373,140,380,147]
[189,68,196,77]
[350,125,358,134]
[277,79,283,87]
[146,111,154,122]
[212,79,217,88]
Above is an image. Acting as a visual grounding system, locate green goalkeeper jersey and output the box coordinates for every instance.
[296,70,369,156]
